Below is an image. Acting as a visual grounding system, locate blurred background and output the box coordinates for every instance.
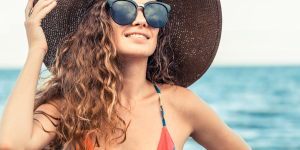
[0,0,299,150]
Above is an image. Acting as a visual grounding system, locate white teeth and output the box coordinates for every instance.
[127,34,147,39]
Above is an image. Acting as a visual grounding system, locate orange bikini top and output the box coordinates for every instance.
[76,83,175,150]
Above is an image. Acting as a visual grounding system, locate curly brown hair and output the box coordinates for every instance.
[33,0,175,150]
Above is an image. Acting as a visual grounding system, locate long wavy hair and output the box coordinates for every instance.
[33,0,175,150]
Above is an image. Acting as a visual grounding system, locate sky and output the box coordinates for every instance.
[0,0,299,68]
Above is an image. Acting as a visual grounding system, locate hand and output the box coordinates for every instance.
[24,0,57,54]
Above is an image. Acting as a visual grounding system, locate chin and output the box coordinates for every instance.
[117,47,155,58]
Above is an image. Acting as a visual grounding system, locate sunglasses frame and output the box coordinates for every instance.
[106,0,171,28]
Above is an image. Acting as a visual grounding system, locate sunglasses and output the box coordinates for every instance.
[106,0,171,28]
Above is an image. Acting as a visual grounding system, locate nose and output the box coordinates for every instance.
[131,6,148,28]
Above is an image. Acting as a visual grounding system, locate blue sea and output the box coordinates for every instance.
[1,66,300,150]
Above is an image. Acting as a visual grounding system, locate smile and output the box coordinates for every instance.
[124,32,150,40]
[126,34,148,39]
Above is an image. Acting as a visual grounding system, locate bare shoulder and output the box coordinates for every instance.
[155,83,204,128]
[155,83,195,99]
[155,83,204,116]
[33,99,63,131]
[27,99,62,149]
[156,83,251,149]
[34,99,62,119]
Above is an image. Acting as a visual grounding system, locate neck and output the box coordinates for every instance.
[119,56,154,104]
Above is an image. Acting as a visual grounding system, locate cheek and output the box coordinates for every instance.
[152,29,159,48]
[109,19,123,49]
[152,36,158,50]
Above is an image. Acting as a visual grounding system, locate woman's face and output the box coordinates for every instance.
[109,0,159,59]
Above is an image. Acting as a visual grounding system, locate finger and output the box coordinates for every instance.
[25,0,35,18]
[36,1,57,19]
[30,0,57,18]
[26,0,47,19]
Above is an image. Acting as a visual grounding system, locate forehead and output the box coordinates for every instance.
[132,0,156,5]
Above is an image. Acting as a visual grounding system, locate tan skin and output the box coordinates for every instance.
[0,0,251,149]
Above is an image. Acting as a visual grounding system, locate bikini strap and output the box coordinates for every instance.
[153,83,166,127]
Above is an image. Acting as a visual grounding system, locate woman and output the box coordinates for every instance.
[0,0,251,149]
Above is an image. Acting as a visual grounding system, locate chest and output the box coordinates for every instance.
[72,95,192,150]
[91,107,188,150]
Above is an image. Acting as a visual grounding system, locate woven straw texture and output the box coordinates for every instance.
[33,0,222,87]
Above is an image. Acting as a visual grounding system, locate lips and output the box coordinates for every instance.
[127,34,148,39]
[125,32,150,39]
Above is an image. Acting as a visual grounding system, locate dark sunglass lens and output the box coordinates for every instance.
[111,1,136,25]
[144,4,168,28]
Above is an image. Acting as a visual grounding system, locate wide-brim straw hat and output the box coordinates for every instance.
[33,0,222,87]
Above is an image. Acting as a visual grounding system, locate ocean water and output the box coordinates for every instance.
[1,67,300,150]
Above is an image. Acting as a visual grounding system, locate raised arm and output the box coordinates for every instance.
[0,0,59,149]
